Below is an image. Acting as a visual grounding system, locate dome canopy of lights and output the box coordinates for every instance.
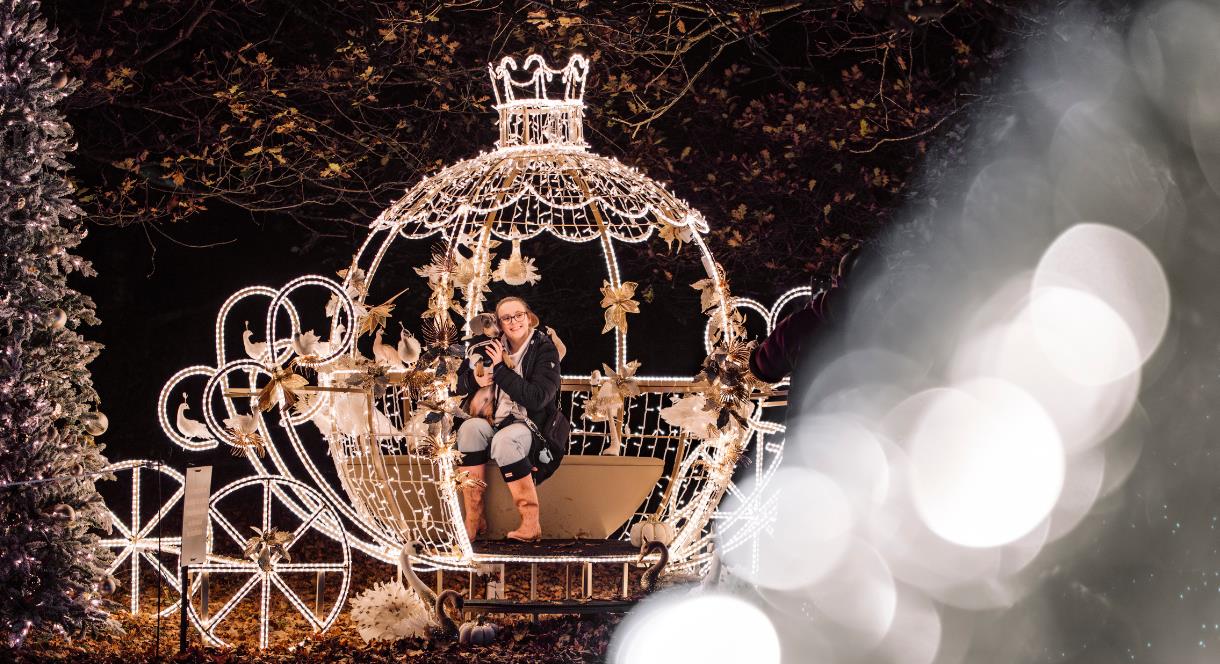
[136,54,793,645]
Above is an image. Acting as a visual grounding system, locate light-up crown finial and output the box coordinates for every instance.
[488,54,589,149]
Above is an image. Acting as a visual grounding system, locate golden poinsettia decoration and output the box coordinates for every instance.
[692,264,745,344]
[358,288,408,337]
[222,414,266,457]
[600,280,641,335]
[337,266,369,298]
[244,527,294,572]
[256,366,309,412]
[693,338,762,433]
[344,362,391,400]
[414,431,462,464]
[414,245,459,283]
[453,470,488,491]
[657,220,693,254]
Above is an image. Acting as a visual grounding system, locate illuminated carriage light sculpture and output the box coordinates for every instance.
[146,56,789,644]
[324,53,787,571]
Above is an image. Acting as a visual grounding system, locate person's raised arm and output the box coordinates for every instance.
[492,339,560,411]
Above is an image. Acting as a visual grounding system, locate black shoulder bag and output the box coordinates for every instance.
[525,395,569,485]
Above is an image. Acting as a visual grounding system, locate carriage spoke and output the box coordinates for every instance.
[212,510,247,550]
[193,563,260,573]
[107,509,133,540]
[205,573,261,630]
[285,507,325,552]
[262,479,272,533]
[136,485,185,540]
[138,550,183,594]
[275,563,347,573]
[270,572,325,631]
[104,547,132,575]
[130,466,141,536]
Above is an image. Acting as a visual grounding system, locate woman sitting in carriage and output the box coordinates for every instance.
[453,295,561,543]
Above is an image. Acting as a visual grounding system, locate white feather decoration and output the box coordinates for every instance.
[349,579,434,642]
[242,321,268,361]
[493,239,541,286]
[397,327,421,366]
[292,330,321,357]
[175,393,212,440]
[332,392,401,439]
[222,413,259,435]
[660,393,719,440]
[372,329,404,369]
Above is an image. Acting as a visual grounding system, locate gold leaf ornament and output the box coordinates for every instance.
[256,366,310,412]
[600,280,641,335]
[657,221,693,254]
[691,275,724,314]
[222,413,266,457]
[453,470,488,491]
[358,288,408,337]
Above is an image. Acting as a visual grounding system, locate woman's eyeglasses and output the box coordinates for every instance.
[499,311,528,324]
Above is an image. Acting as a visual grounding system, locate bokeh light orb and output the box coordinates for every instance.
[1033,223,1171,368]
[1028,286,1142,386]
[611,593,780,664]
[721,467,853,590]
[906,380,1065,548]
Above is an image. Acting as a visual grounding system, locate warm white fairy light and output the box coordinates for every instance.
[126,54,799,649]
[97,460,190,617]
[182,475,352,649]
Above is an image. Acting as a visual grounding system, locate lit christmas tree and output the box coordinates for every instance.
[0,0,113,644]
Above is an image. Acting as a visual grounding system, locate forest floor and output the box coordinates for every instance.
[7,547,641,662]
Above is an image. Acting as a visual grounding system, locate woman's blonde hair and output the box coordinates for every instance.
[495,295,540,328]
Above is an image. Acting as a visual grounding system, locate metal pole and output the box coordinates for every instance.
[583,562,593,599]
[530,564,538,601]
[621,563,629,598]
[178,565,188,652]
[314,571,325,620]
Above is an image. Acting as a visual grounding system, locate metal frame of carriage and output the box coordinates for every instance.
[97,54,799,648]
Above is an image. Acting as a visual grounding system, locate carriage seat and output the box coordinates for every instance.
[471,455,664,539]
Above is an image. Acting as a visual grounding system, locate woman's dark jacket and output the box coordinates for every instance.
[454,328,561,431]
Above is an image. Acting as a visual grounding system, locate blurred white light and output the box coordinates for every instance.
[1027,17,1126,116]
[960,160,1054,270]
[612,593,780,664]
[808,541,897,648]
[871,587,943,664]
[1028,287,1143,386]
[1189,65,1220,197]
[1045,447,1106,542]
[1033,223,1171,368]
[865,427,1005,590]
[906,379,1065,548]
[1128,0,1220,135]
[721,467,852,590]
[1048,103,1171,231]
[794,414,891,520]
[953,297,1141,452]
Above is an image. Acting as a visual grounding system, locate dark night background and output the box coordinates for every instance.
[31,1,1220,661]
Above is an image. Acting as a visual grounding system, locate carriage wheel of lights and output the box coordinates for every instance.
[96,460,197,617]
[184,476,351,649]
[140,53,793,644]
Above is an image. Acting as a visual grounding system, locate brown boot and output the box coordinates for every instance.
[504,475,542,542]
[461,464,488,542]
